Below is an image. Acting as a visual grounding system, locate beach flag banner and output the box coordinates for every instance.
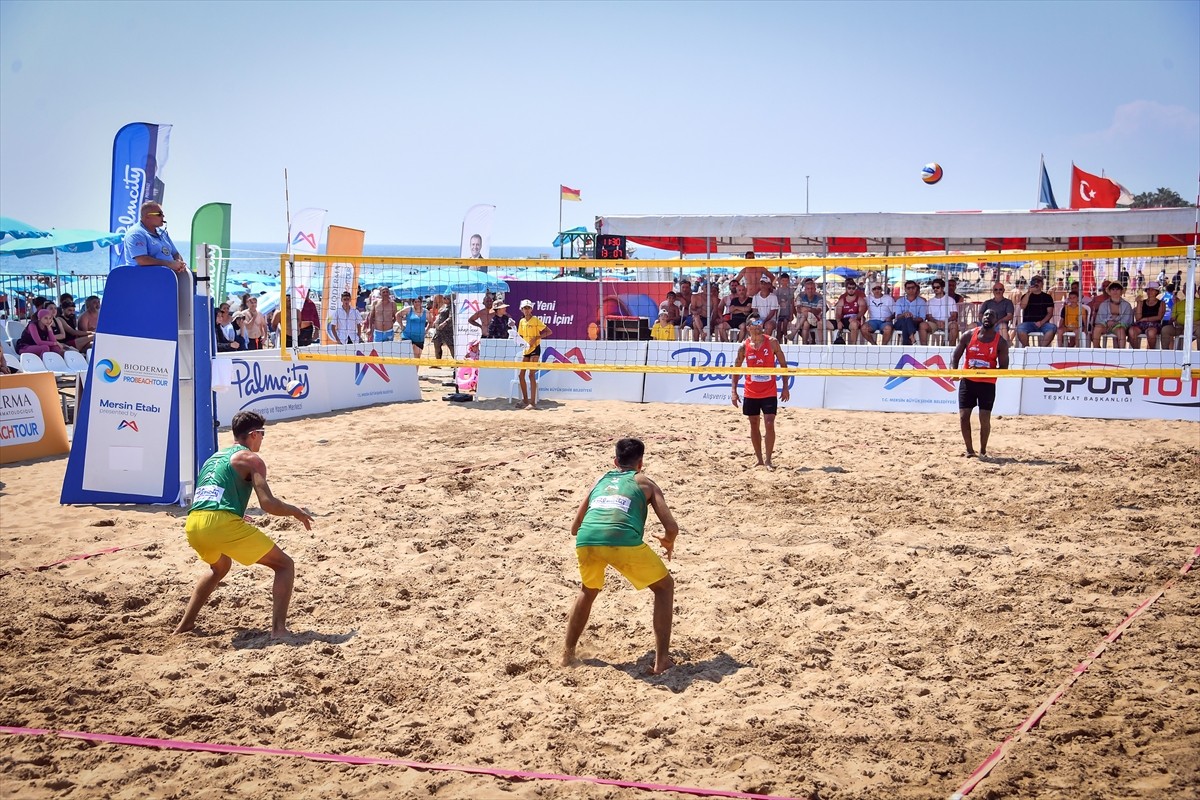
[0,372,70,464]
[288,207,326,255]
[190,203,232,303]
[62,266,194,505]
[460,204,495,259]
[109,122,172,270]
[561,185,582,202]
[1038,158,1058,209]
[1070,165,1127,209]
[321,225,364,345]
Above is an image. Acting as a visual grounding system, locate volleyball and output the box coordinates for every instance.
[921,163,944,185]
[284,379,304,398]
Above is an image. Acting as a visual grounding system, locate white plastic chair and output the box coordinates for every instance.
[18,352,48,372]
[64,349,89,373]
[1,339,17,363]
[40,351,74,375]
[6,320,26,342]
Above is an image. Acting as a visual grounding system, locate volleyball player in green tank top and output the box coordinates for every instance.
[174,410,314,639]
[563,438,680,675]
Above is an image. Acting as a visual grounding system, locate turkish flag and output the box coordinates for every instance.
[1070,165,1123,209]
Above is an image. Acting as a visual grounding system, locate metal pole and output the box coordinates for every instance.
[806,176,810,214]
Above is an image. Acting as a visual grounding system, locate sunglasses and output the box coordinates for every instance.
[145,211,164,217]
[249,429,266,437]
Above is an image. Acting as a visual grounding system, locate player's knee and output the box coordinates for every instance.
[651,574,674,593]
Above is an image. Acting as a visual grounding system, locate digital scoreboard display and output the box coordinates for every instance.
[595,235,627,259]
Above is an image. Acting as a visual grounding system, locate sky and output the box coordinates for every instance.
[1,0,1197,248]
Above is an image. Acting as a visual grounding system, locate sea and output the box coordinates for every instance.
[0,242,622,303]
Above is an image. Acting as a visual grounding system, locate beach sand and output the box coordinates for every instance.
[1,370,1197,799]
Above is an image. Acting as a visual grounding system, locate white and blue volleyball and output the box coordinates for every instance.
[921,163,944,185]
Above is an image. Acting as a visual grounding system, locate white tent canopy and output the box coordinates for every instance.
[596,208,1196,254]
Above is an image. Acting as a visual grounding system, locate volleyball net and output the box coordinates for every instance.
[277,247,1197,381]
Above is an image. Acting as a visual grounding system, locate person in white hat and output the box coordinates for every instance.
[517,299,553,408]
[1129,282,1166,349]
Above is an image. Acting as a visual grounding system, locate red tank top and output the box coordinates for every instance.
[743,335,778,399]
[964,328,1000,384]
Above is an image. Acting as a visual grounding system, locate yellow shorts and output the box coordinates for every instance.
[185,510,276,566]
[576,544,668,590]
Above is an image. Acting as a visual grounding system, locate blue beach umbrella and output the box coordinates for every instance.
[0,216,51,240]
[393,267,508,297]
[0,228,124,287]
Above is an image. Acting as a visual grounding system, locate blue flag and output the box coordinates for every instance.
[109,122,172,270]
[1039,162,1059,209]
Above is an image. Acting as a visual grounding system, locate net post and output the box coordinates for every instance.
[1182,245,1196,382]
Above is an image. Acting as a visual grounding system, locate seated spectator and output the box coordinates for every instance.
[650,309,676,341]
[53,296,94,352]
[980,283,1015,341]
[16,308,65,357]
[215,307,241,352]
[726,283,753,341]
[946,277,965,304]
[700,283,724,341]
[791,278,826,344]
[1055,291,1089,347]
[1128,282,1165,349]
[661,291,683,327]
[77,295,101,334]
[0,348,18,374]
[1091,282,1134,347]
[1086,280,1112,319]
[1017,276,1056,347]
[774,273,795,342]
[751,276,781,338]
[864,284,895,344]
[832,280,865,344]
[892,281,929,345]
[925,278,959,344]
[1161,284,1199,350]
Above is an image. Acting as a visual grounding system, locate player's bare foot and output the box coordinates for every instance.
[764,461,776,472]
[270,627,293,640]
[561,647,578,667]
[964,451,976,458]
[647,656,675,675]
[172,623,195,635]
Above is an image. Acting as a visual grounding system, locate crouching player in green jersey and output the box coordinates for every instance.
[174,410,314,638]
[563,438,680,675]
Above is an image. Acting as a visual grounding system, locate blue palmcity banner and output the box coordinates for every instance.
[109,122,172,270]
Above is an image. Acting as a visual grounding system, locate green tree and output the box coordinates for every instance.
[1130,187,1193,208]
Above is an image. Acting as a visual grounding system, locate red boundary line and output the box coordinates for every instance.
[949,543,1200,800]
[0,726,802,800]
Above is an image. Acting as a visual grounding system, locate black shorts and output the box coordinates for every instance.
[730,314,747,327]
[958,379,996,411]
[523,346,541,360]
[742,395,778,417]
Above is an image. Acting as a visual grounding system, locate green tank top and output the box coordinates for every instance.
[575,470,648,548]
[190,444,253,516]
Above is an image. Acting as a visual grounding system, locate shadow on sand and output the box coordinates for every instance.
[232,628,358,650]
[581,651,749,693]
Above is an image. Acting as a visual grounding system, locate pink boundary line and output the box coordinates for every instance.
[949,543,1200,800]
[31,541,158,572]
[0,726,803,800]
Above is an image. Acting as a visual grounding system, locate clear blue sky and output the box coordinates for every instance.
[1,0,1197,247]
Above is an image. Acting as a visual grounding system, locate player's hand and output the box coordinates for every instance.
[654,532,675,561]
[731,391,740,407]
[781,386,790,402]
[293,506,315,530]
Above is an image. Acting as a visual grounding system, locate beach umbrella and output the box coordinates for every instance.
[828,267,862,279]
[392,267,508,297]
[0,228,124,288]
[0,216,51,240]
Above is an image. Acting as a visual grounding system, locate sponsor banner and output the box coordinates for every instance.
[643,342,825,407]
[1020,349,1200,421]
[0,372,70,463]
[82,333,177,495]
[823,346,1022,415]
[454,293,486,357]
[190,202,232,304]
[324,342,420,408]
[476,339,646,402]
[502,280,673,341]
[214,344,420,424]
[110,122,171,270]
[460,204,494,259]
[321,226,364,344]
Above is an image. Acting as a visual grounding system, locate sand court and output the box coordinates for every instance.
[1,376,1197,799]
